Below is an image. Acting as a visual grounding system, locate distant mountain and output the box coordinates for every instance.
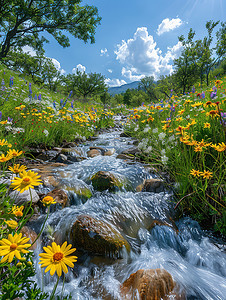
[108,81,140,96]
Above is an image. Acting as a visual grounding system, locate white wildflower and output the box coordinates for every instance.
[43,129,49,137]
[158,132,166,141]
[161,155,168,165]
[152,128,158,134]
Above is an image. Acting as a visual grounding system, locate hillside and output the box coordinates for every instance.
[108,81,140,95]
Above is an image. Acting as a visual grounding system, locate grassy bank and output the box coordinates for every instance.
[0,64,114,150]
[121,77,226,235]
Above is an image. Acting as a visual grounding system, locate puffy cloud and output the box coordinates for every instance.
[157,18,183,35]
[115,27,183,81]
[105,78,127,87]
[108,69,113,73]
[72,64,86,73]
[100,48,109,56]
[22,46,36,56]
[50,58,66,74]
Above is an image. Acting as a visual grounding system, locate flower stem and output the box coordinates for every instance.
[49,276,60,300]
[31,206,50,247]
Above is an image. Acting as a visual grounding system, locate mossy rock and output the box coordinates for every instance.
[65,185,92,199]
[70,215,130,258]
[91,171,123,192]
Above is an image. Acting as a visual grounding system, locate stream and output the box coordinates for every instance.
[32,122,226,300]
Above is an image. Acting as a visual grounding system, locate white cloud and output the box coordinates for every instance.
[22,46,36,57]
[108,69,113,73]
[72,64,86,73]
[115,27,183,81]
[157,18,183,35]
[100,48,109,56]
[105,78,127,87]
[50,58,66,74]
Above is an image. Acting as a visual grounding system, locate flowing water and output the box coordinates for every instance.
[33,125,226,300]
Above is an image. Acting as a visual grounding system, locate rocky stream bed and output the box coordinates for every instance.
[5,117,226,299]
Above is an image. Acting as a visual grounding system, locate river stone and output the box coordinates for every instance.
[87,149,102,158]
[21,226,38,250]
[9,189,39,205]
[91,171,122,192]
[104,148,115,156]
[42,175,59,188]
[121,269,176,300]
[56,153,68,163]
[70,215,130,257]
[63,182,92,200]
[116,154,135,160]
[89,146,105,155]
[136,179,164,193]
[122,147,141,156]
[44,188,68,208]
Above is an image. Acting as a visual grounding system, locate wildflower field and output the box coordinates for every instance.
[123,78,226,234]
[0,65,114,150]
[0,65,114,299]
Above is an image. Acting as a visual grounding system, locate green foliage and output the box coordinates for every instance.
[63,70,107,99]
[0,0,101,59]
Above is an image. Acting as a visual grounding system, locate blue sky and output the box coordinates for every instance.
[26,0,226,86]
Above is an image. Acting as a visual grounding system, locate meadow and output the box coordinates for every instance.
[122,78,226,234]
[0,63,225,298]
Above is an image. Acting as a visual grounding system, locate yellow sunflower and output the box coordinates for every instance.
[200,170,213,179]
[11,205,24,217]
[39,241,77,277]
[0,233,30,263]
[10,170,42,193]
[7,149,23,158]
[41,196,56,207]
[8,164,27,174]
[0,153,13,163]
[5,220,18,229]
[0,139,8,146]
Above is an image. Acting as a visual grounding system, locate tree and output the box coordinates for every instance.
[64,70,107,99]
[4,51,62,90]
[139,76,158,101]
[178,21,226,86]
[173,49,198,94]
[0,0,101,59]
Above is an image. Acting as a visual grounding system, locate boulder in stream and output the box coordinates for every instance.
[136,179,164,193]
[121,268,181,300]
[44,188,68,209]
[91,171,122,192]
[87,149,102,158]
[70,215,130,258]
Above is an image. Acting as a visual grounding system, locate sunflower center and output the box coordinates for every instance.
[53,252,63,262]
[22,177,31,183]
[10,243,18,250]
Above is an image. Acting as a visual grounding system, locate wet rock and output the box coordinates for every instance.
[89,146,105,155]
[104,148,115,156]
[36,150,59,161]
[56,153,68,163]
[121,269,177,300]
[91,171,122,192]
[44,188,68,209]
[122,147,141,156]
[136,179,164,193]
[70,215,130,257]
[87,149,102,158]
[63,182,92,200]
[21,226,38,250]
[60,147,82,156]
[42,175,59,188]
[148,220,178,233]
[116,154,135,160]
[9,189,39,205]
